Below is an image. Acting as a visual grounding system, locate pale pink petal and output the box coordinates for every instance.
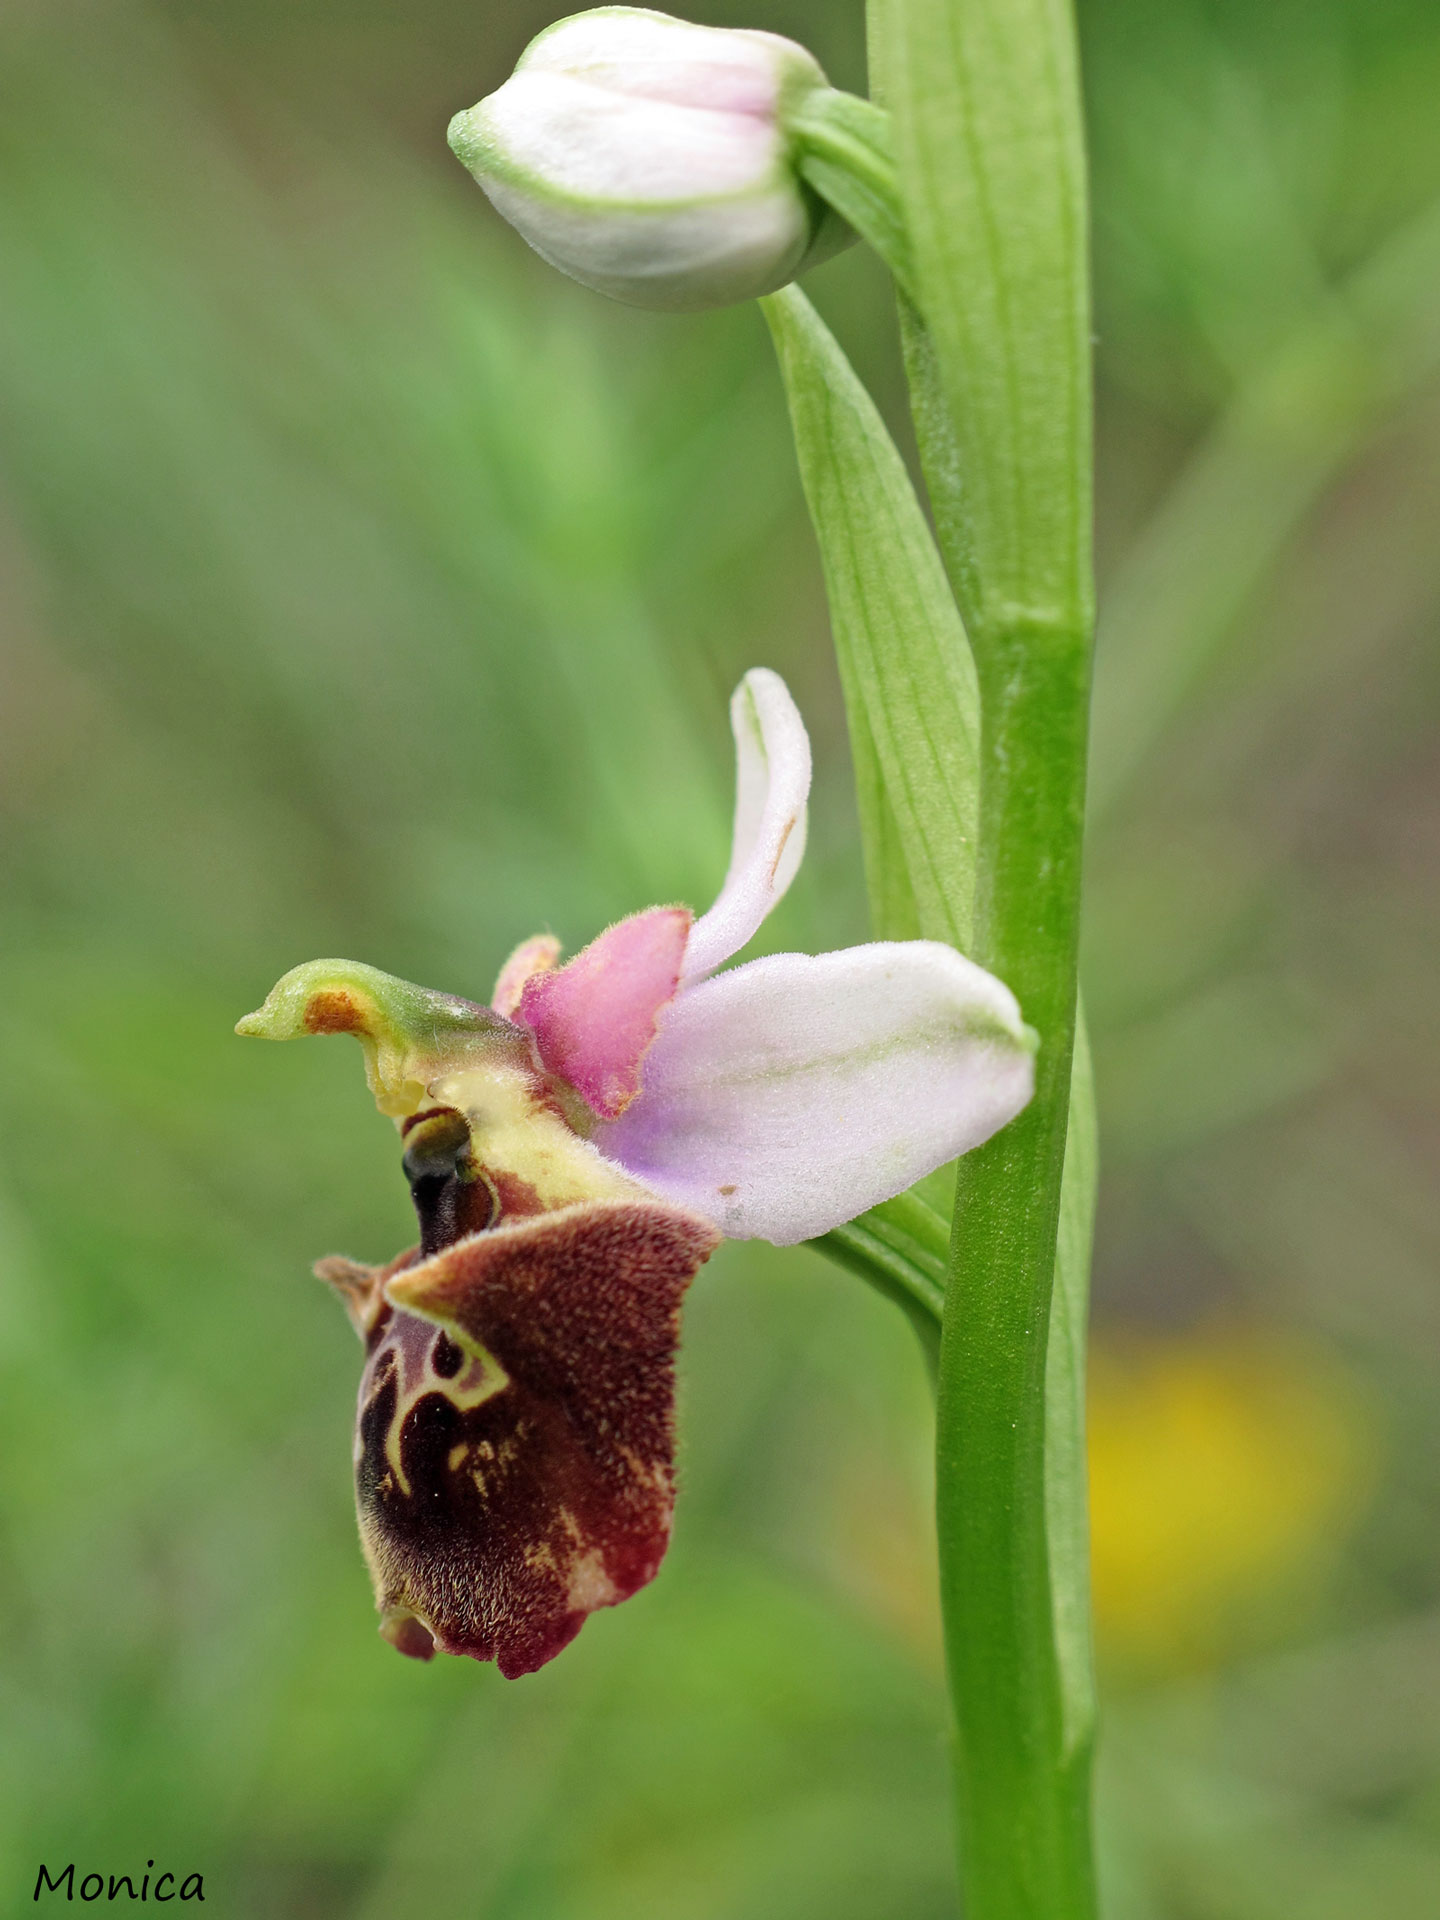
[519,907,692,1119]
[681,668,810,983]
[491,933,562,1017]
[596,943,1036,1244]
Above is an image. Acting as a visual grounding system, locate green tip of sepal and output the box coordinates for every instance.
[236,958,524,1118]
[447,105,481,174]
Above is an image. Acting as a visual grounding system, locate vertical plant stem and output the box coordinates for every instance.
[941,628,1095,1916]
[869,0,1099,1913]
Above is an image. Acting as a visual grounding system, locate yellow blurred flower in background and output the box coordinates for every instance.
[1087,1325,1377,1677]
[816,1319,1377,1686]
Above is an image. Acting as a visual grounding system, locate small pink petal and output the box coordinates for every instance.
[519,906,692,1119]
[491,933,562,1018]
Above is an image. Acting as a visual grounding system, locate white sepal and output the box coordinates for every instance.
[597,941,1037,1244]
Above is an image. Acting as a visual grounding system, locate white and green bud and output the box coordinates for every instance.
[447,7,851,311]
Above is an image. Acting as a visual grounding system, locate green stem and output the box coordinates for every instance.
[942,626,1095,1916]
[778,16,1100,1907]
[866,0,1099,1906]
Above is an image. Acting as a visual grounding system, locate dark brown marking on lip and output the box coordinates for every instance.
[431,1331,464,1379]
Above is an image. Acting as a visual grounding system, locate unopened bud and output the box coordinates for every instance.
[448,7,850,311]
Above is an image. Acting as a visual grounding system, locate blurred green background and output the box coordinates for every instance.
[2,0,1438,1913]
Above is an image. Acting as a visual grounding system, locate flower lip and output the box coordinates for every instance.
[333,1194,721,1677]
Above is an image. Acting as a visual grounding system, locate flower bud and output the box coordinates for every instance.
[448,7,850,311]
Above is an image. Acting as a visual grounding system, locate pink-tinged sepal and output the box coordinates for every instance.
[342,1199,719,1677]
[597,941,1037,1243]
[517,906,692,1119]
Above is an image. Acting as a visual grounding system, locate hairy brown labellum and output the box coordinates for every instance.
[318,1198,720,1677]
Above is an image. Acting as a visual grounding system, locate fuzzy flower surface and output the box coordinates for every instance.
[448,7,850,310]
[239,670,1035,1675]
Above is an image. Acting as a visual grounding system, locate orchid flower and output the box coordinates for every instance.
[238,669,1035,1675]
